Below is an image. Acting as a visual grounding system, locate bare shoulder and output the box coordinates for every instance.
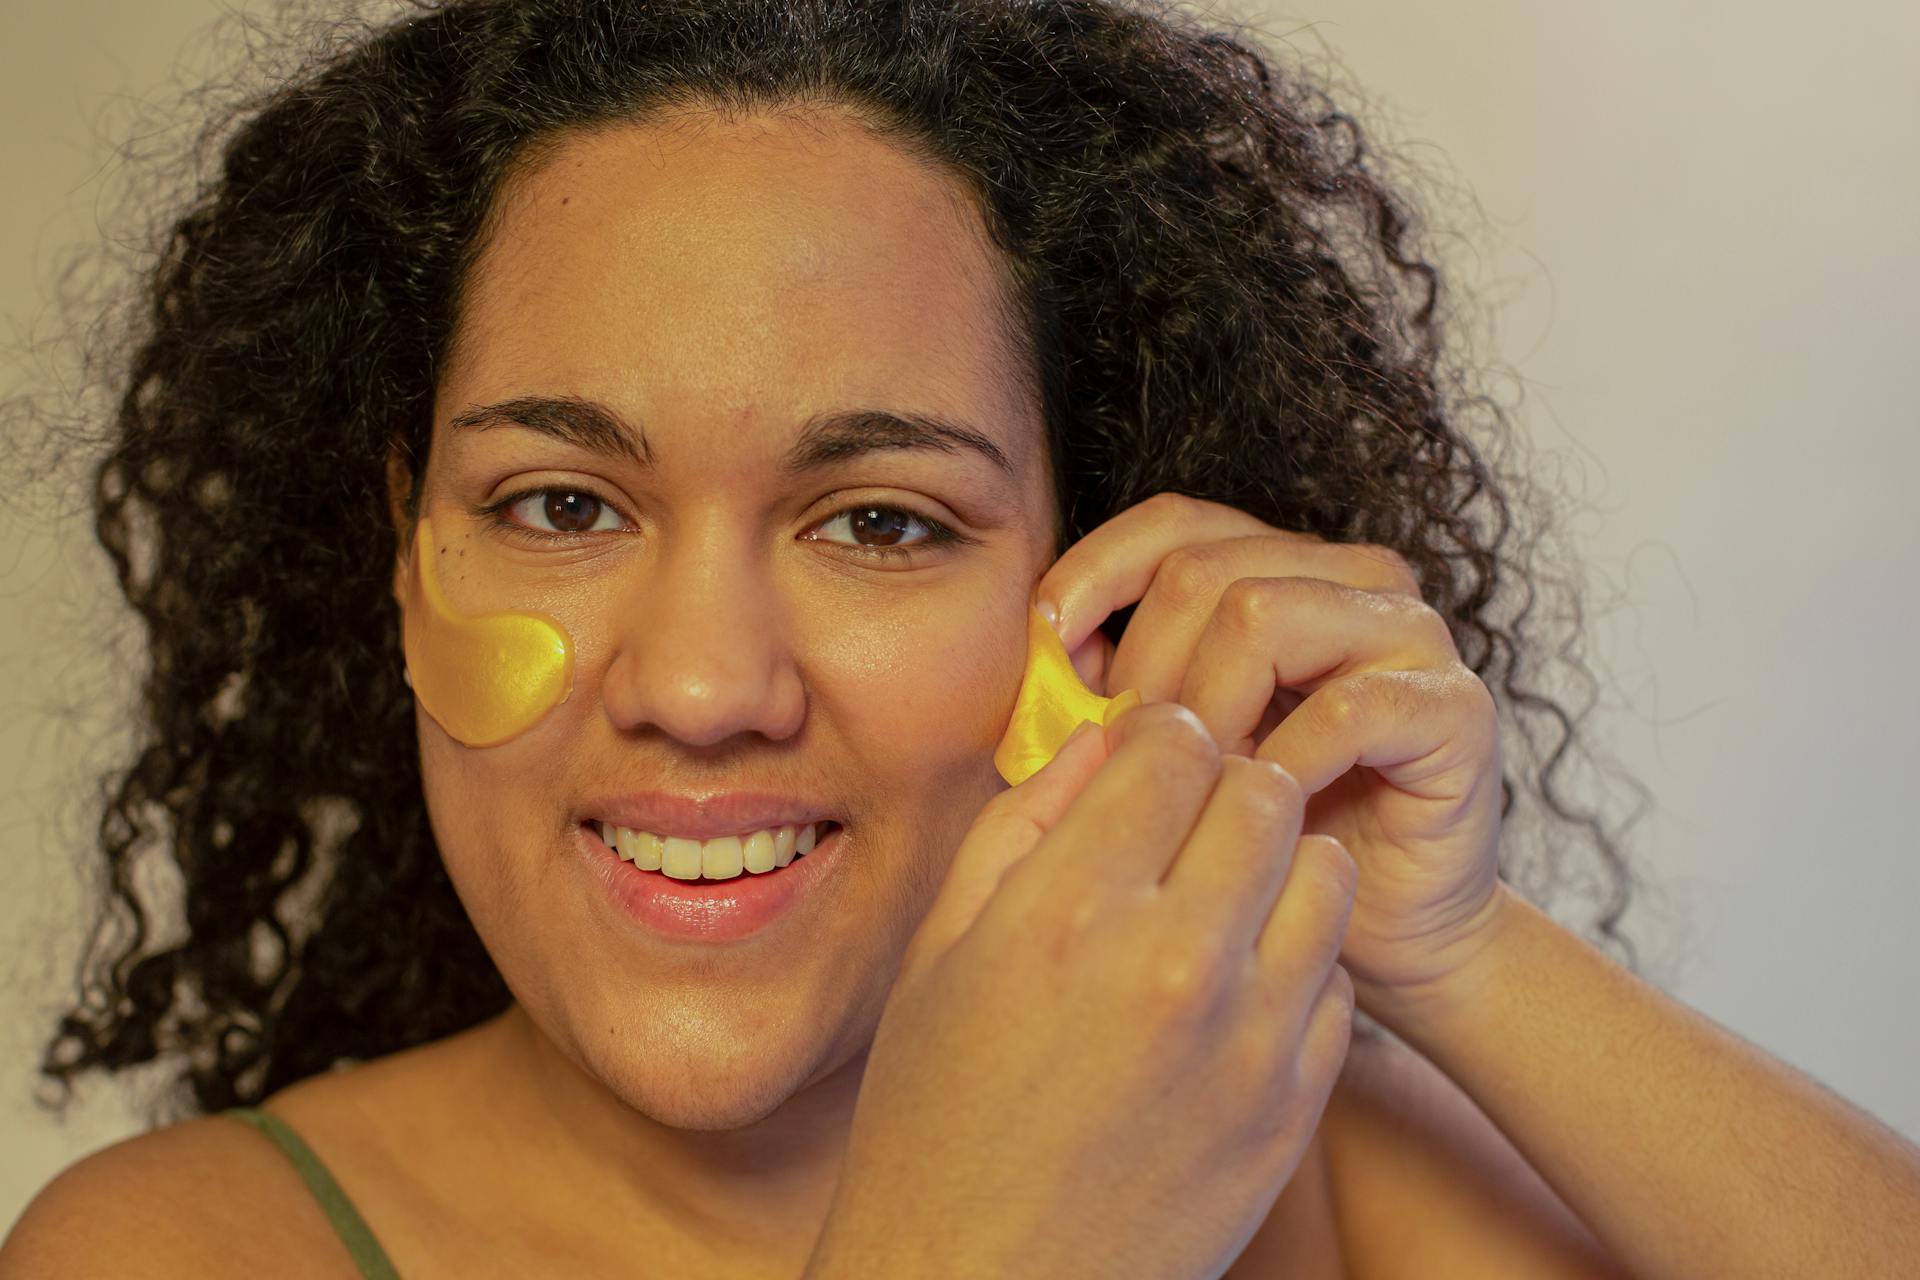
[3,1017,531,1279]
[1318,1019,1633,1279]
[0,1106,352,1279]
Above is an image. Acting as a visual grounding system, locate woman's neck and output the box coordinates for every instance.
[455,1001,866,1273]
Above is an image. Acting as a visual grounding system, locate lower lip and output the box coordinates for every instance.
[579,822,845,943]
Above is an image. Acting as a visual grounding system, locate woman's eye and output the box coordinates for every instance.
[481,490,958,560]
[501,489,625,535]
[811,504,959,561]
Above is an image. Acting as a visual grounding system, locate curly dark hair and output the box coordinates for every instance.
[19,0,1659,1127]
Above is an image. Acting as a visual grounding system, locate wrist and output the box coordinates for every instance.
[1352,880,1529,1043]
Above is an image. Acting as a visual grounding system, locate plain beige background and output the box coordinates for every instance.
[5,0,1917,1236]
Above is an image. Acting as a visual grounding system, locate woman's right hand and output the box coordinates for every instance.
[804,700,1358,1280]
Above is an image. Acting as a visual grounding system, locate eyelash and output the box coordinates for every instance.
[475,487,966,563]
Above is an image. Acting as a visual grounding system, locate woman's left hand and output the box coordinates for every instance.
[1031,492,1510,1010]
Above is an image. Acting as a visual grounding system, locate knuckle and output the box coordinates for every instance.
[1307,684,1364,735]
[1159,544,1225,611]
[1399,595,1455,648]
[1376,670,1428,726]
[1454,663,1499,721]
[1057,890,1106,944]
[1143,926,1233,1012]
[1219,575,1287,633]
[1146,489,1206,524]
[1147,954,1209,1009]
[1025,888,1108,965]
[1400,666,1469,727]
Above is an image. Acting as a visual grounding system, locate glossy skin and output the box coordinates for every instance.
[387,103,1062,1271]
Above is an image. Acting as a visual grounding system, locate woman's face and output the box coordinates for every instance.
[398,106,1056,1130]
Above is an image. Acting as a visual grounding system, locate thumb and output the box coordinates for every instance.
[904,716,1111,969]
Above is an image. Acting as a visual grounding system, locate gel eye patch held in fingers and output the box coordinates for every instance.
[994,603,1142,786]
[401,516,575,747]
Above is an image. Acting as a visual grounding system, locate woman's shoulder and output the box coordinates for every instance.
[1,1032,478,1278]
[0,1101,357,1278]
[4,1020,1554,1280]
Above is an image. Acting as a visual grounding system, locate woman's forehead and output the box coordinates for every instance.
[433,109,1043,490]
[450,110,1022,396]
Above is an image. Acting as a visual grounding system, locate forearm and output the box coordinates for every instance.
[1362,882,1920,1280]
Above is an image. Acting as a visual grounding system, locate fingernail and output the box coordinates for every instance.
[1036,599,1062,634]
[1060,718,1099,755]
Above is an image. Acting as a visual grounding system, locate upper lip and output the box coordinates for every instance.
[581,791,841,842]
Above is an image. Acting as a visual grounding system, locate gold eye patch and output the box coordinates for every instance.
[401,515,575,748]
[994,604,1142,786]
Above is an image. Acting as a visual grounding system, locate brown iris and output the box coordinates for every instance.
[847,506,910,548]
[543,491,602,533]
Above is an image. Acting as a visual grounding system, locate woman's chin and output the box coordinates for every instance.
[593,1048,823,1132]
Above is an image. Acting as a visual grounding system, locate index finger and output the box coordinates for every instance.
[1034,491,1270,649]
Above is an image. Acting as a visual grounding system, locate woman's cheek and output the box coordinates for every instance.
[401,516,579,749]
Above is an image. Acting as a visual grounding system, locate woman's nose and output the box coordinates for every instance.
[595,552,806,747]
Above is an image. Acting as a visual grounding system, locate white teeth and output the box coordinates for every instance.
[600,821,829,881]
[619,826,663,871]
[700,835,744,880]
[661,835,704,879]
[742,828,776,873]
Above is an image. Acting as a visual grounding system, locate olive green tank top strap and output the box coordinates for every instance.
[222,1106,402,1280]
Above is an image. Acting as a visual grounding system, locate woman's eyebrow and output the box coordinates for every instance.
[445,394,1016,483]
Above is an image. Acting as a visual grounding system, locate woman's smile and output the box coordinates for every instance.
[589,818,834,878]
[576,816,851,943]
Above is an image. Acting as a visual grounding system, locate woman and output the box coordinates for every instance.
[8,0,1918,1275]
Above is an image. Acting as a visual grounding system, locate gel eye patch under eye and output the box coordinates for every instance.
[993,603,1142,786]
[401,515,575,747]
[401,521,1121,768]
